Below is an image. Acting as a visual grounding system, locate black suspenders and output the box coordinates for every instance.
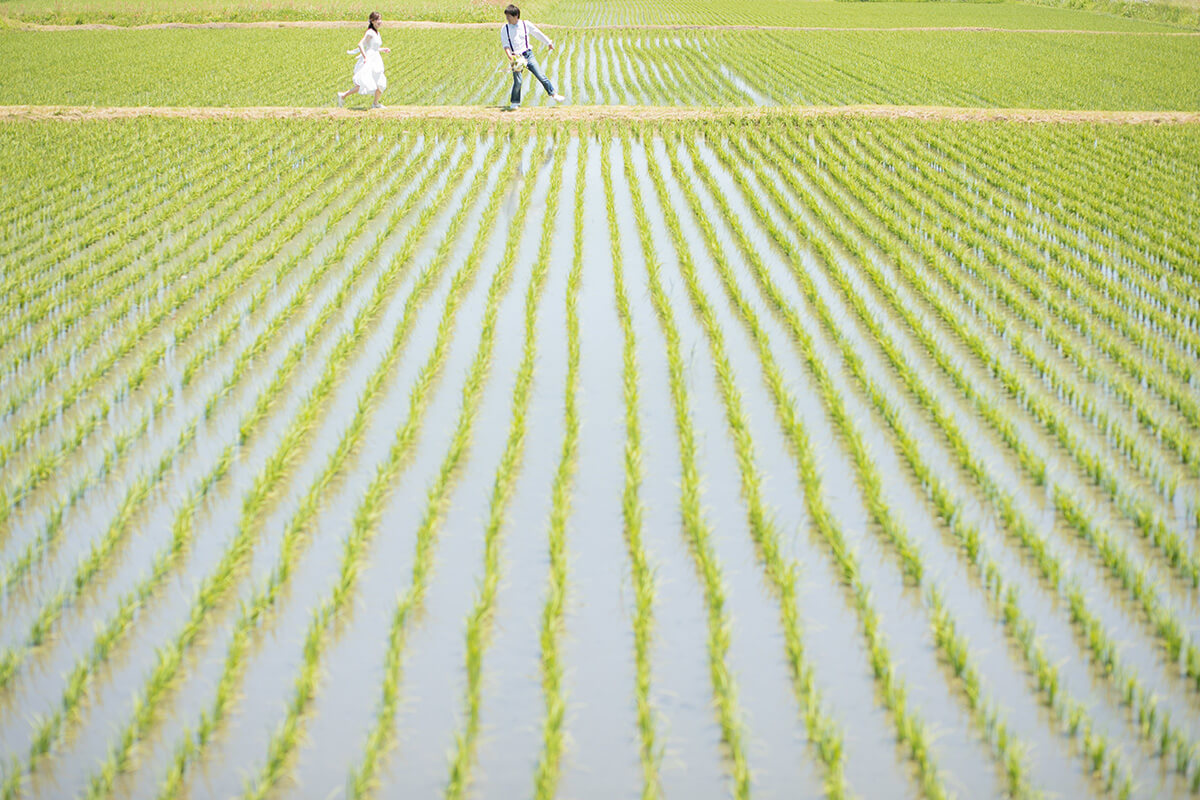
[506,21,530,54]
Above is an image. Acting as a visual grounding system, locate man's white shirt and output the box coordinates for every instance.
[500,20,551,54]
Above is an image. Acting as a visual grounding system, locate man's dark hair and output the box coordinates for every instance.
[505,4,520,17]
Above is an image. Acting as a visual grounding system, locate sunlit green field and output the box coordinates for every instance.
[2,26,1200,109]
[2,0,1199,798]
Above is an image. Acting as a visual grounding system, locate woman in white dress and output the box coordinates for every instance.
[336,12,391,109]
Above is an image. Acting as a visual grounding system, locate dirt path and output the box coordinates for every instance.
[12,19,1200,34]
[3,104,1198,124]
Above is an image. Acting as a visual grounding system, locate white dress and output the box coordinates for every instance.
[352,29,387,94]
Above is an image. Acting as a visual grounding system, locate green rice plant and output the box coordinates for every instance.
[0,126,288,398]
[0,130,376,546]
[0,140,388,671]
[858,124,1200,439]
[948,123,1200,337]
[727,122,1142,795]
[597,132,664,800]
[0,125,169,253]
[798,122,1200,678]
[345,130,544,800]
[621,130,752,800]
[0,132,439,800]
[739,120,1190,791]
[0,122,237,317]
[0,128,361,525]
[850,124,1199,583]
[446,134,568,800]
[647,131,858,797]
[868,123,1199,492]
[663,128,1012,799]
[155,131,503,800]
[81,135,476,800]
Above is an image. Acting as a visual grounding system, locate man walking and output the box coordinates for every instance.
[501,4,566,111]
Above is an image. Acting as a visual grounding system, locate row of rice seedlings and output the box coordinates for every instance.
[744,124,1197,789]
[0,135,443,774]
[829,124,1200,606]
[868,124,1200,554]
[0,125,288,425]
[0,123,224,311]
[0,136,377,595]
[155,131,503,800]
[344,130,544,800]
[1066,128,1200,270]
[880,127,1200,488]
[77,136,478,800]
[620,133,752,800]
[0,124,275,372]
[1002,134,1200,327]
[0,137,283,426]
[146,131,467,795]
[597,135,663,800]
[0,128,353,510]
[446,135,568,800]
[717,127,1142,796]
[800,120,1200,692]
[849,125,1199,579]
[0,124,279,341]
[646,131,858,797]
[0,130,367,537]
[0,136,437,798]
[661,130,981,799]
[970,124,1200,306]
[872,123,1200,486]
[955,128,1200,390]
[0,125,170,257]
[871,127,1200,434]
[0,139,388,697]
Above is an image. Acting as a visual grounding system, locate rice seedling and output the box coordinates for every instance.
[0,142,391,687]
[621,130,752,800]
[848,124,1199,582]
[159,132,504,800]
[0,135,439,800]
[787,122,1200,692]
[738,121,1189,791]
[345,130,544,800]
[642,130,858,797]
[2,108,1197,800]
[447,133,568,800]
[75,137,474,800]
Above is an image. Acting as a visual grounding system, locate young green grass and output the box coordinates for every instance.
[599,131,664,800]
[154,129,500,799]
[345,130,545,800]
[741,120,1192,792]
[445,132,568,800]
[644,131,857,797]
[75,137,472,800]
[620,130,752,800]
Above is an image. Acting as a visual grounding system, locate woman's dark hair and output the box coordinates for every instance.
[367,10,381,32]
[504,4,520,18]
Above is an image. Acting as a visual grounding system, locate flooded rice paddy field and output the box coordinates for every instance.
[0,116,1199,799]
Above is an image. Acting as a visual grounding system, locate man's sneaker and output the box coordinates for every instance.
[335,93,344,108]
[503,104,518,112]
[372,103,386,109]
[552,93,566,103]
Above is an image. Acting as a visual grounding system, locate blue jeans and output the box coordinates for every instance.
[511,50,555,104]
